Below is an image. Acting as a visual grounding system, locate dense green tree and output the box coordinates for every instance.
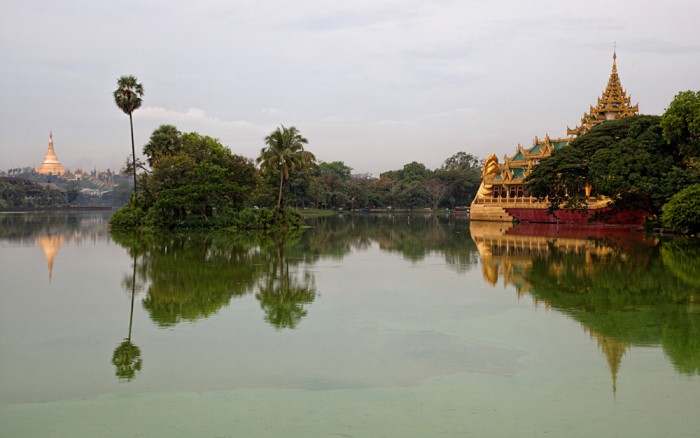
[526,115,697,218]
[435,152,482,207]
[661,183,700,234]
[142,124,181,167]
[257,126,316,221]
[661,90,700,167]
[143,133,256,227]
[111,127,256,229]
[113,75,144,197]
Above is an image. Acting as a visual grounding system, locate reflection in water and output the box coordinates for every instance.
[112,255,142,382]
[470,221,700,392]
[0,211,111,280]
[36,234,65,280]
[109,214,478,331]
[256,239,317,330]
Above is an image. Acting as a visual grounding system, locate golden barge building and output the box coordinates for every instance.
[470,53,639,223]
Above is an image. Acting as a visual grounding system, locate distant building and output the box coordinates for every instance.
[36,132,67,176]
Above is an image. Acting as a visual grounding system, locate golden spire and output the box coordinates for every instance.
[567,51,638,137]
[36,132,66,176]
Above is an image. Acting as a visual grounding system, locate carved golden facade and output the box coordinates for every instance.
[470,52,639,222]
[36,132,66,176]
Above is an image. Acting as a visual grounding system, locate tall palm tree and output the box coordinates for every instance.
[113,75,144,198]
[256,125,315,220]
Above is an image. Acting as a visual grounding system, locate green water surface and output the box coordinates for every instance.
[0,212,699,437]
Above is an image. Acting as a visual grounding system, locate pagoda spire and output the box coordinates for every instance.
[36,131,66,176]
[567,51,638,137]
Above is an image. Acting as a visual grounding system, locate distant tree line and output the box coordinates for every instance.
[110,122,483,230]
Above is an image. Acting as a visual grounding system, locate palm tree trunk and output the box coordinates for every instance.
[129,112,138,198]
[275,170,284,222]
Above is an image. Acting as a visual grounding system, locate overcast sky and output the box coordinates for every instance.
[1,0,698,176]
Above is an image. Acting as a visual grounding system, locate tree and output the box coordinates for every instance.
[661,90,700,168]
[526,115,697,218]
[436,152,482,207]
[425,178,448,209]
[257,126,315,221]
[143,124,181,167]
[113,75,144,198]
[661,183,700,234]
[142,131,256,227]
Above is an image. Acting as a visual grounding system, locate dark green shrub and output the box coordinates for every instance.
[662,184,700,234]
[109,204,144,229]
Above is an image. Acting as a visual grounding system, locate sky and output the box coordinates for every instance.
[1,0,699,176]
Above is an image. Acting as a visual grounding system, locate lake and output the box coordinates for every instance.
[1,211,699,437]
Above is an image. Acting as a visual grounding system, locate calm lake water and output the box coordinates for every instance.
[1,211,699,437]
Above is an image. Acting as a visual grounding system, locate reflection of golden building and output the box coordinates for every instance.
[471,53,638,222]
[36,234,65,280]
[470,221,632,394]
[36,132,66,176]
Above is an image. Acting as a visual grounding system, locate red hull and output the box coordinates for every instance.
[505,207,645,226]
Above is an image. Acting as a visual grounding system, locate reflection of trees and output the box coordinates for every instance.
[662,239,700,289]
[112,256,142,382]
[256,239,317,330]
[524,240,700,377]
[109,214,479,329]
[111,232,260,327]
[300,214,479,272]
[0,211,110,242]
[471,222,700,387]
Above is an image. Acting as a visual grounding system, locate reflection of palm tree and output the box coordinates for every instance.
[112,255,142,381]
[112,340,142,381]
[256,239,317,330]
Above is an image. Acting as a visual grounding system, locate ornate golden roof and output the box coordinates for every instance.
[36,132,66,176]
[567,52,639,137]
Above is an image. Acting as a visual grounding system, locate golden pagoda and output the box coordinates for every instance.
[567,52,639,137]
[470,52,639,223]
[36,132,66,176]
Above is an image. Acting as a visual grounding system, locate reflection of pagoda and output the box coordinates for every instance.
[36,132,66,176]
[586,329,629,396]
[36,234,65,280]
[470,222,638,394]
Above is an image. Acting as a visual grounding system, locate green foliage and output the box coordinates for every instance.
[116,126,259,230]
[524,238,700,375]
[0,178,68,208]
[662,184,700,234]
[113,75,144,197]
[661,239,700,288]
[661,90,700,165]
[113,75,144,115]
[112,340,142,382]
[109,204,144,229]
[142,124,181,166]
[257,125,316,220]
[526,115,697,217]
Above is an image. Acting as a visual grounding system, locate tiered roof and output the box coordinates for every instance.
[567,52,638,137]
[480,52,637,187]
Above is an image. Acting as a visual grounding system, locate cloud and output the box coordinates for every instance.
[139,106,254,130]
